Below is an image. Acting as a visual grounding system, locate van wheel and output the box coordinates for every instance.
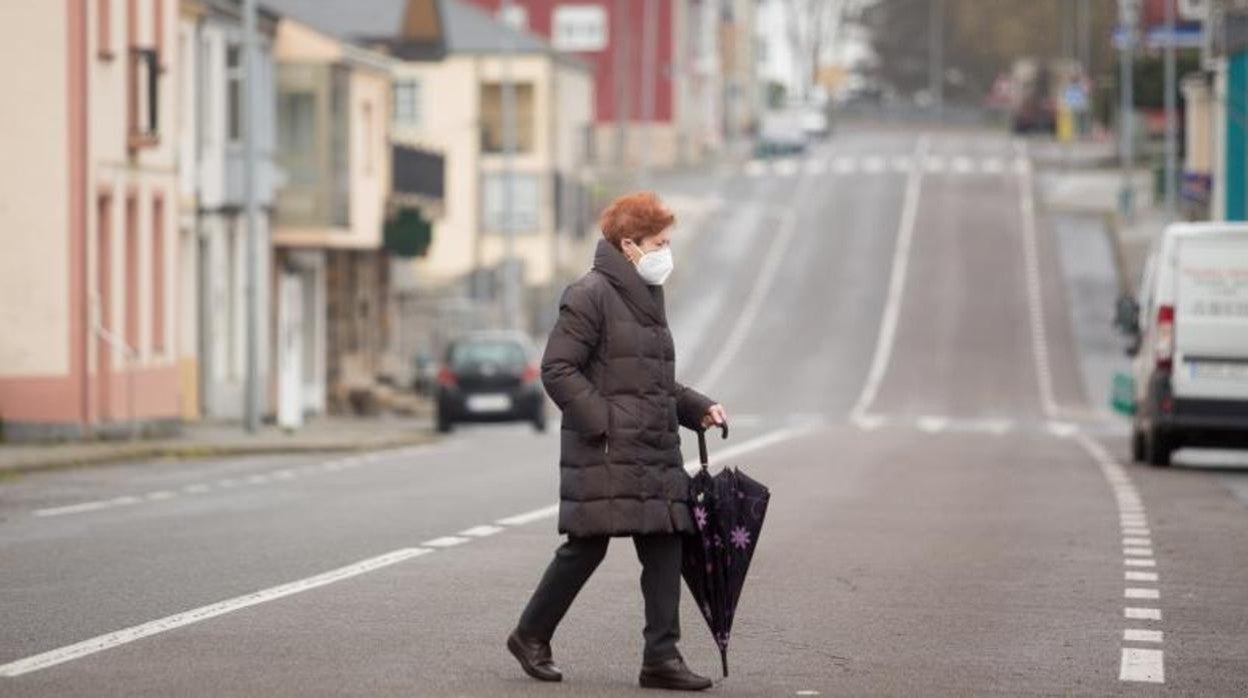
[1144,428,1174,467]
[1130,428,1145,463]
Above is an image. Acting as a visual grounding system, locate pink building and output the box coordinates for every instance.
[0,0,189,441]
[466,0,727,166]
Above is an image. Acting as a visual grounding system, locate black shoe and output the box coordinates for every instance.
[507,629,562,682]
[639,656,712,691]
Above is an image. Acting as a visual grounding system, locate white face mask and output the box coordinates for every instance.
[634,246,674,286]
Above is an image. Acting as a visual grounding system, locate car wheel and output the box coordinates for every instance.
[1144,428,1174,467]
[1130,428,1145,463]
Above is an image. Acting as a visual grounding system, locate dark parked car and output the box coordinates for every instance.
[435,332,545,433]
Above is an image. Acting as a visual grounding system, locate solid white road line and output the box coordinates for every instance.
[1125,607,1162,621]
[1018,140,1059,418]
[1124,629,1164,643]
[694,169,817,393]
[851,413,886,431]
[1120,648,1165,683]
[849,135,930,420]
[0,548,432,678]
[1046,421,1077,437]
[682,424,819,474]
[496,504,560,527]
[916,416,948,434]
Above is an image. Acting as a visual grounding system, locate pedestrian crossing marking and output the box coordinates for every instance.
[740,155,1031,179]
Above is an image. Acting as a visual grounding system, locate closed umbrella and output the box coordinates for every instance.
[682,424,771,678]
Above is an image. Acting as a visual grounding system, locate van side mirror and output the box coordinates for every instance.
[1113,294,1141,356]
[1113,294,1140,336]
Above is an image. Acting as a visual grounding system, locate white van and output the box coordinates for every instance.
[1124,223,1248,465]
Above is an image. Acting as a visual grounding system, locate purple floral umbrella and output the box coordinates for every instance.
[682,424,770,678]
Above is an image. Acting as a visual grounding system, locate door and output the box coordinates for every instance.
[277,272,305,429]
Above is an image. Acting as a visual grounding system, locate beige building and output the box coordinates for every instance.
[263,0,594,317]
[0,0,187,440]
[271,16,396,418]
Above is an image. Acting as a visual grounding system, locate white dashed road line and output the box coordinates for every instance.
[30,444,449,519]
[1075,432,1166,684]
[4,425,814,680]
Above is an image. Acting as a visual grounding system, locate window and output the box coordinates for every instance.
[481,173,540,234]
[125,193,139,352]
[98,0,114,60]
[393,79,421,127]
[151,195,165,353]
[552,5,608,52]
[129,47,160,147]
[498,5,528,31]
[226,45,242,143]
[479,82,535,153]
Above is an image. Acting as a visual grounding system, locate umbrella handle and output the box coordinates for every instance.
[696,422,729,469]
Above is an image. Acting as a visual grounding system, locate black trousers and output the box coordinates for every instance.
[517,533,682,664]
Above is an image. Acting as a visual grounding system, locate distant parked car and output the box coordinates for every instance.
[754,110,808,158]
[435,331,545,433]
[1116,223,1248,465]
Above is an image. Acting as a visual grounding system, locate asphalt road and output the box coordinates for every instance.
[2,127,1247,696]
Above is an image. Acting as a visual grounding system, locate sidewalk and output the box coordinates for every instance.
[0,415,435,476]
[1036,163,1163,291]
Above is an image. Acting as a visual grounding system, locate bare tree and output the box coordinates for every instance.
[782,0,858,100]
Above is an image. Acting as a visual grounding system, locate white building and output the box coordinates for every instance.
[177,0,278,420]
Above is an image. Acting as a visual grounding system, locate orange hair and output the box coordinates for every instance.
[599,192,675,249]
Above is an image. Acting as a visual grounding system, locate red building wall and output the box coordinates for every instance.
[466,0,676,124]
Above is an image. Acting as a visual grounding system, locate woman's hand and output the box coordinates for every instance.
[700,404,727,429]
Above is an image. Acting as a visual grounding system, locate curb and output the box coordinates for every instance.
[0,431,436,478]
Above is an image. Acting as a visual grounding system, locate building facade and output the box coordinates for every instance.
[0,0,186,441]
[466,0,723,167]
[178,0,278,421]
[272,16,395,419]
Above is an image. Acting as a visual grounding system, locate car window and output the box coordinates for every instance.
[450,341,527,370]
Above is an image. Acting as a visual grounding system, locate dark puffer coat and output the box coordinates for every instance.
[542,239,715,538]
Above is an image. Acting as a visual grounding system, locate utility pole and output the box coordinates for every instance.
[614,0,632,168]
[639,0,658,184]
[242,0,261,432]
[930,0,944,119]
[1163,0,1178,221]
[1119,0,1137,220]
[500,0,520,329]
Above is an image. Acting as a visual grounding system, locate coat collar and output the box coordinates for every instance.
[593,239,666,325]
